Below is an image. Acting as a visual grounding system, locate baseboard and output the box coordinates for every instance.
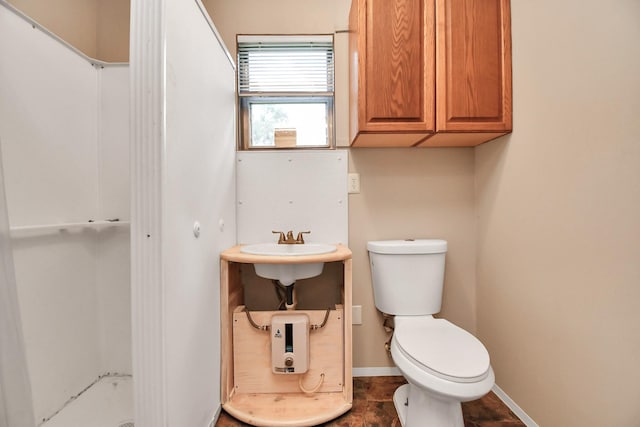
[209,406,221,427]
[353,366,402,377]
[492,384,539,427]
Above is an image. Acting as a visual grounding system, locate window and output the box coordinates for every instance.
[237,35,335,149]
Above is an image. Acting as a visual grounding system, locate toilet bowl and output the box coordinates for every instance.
[390,316,494,426]
[367,239,494,427]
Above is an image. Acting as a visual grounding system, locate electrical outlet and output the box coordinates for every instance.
[348,173,360,194]
[352,305,362,325]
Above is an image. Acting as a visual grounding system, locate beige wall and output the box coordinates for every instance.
[475,0,640,425]
[7,0,129,62]
[96,0,129,62]
[8,0,98,57]
[206,0,479,368]
[349,148,477,367]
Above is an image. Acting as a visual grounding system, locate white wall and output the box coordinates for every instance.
[96,65,131,375]
[130,0,236,425]
[0,4,131,421]
[237,150,348,245]
[164,1,236,425]
[0,5,99,226]
[0,5,99,420]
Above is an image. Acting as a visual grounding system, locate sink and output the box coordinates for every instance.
[241,243,336,257]
[240,243,337,286]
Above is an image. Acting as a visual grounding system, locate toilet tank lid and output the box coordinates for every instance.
[367,239,447,254]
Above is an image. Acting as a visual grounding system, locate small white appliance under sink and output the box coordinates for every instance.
[367,239,494,427]
[271,313,309,374]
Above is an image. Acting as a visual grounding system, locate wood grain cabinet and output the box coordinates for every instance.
[219,245,353,426]
[349,0,512,147]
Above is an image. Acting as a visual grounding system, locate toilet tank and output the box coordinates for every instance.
[367,239,447,315]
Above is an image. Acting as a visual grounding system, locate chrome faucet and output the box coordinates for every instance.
[272,230,310,244]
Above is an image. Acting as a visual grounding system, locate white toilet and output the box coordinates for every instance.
[367,239,494,427]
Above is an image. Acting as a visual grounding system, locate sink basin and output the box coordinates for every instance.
[241,243,336,257]
[240,243,337,286]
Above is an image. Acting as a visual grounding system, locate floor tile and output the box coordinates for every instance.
[462,391,523,422]
[216,376,526,427]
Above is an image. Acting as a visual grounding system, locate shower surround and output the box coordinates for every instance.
[0,3,131,423]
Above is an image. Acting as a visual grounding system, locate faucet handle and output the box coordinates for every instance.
[272,230,285,244]
[295,231,310,244]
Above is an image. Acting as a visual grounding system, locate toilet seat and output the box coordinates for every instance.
[394,317,490,383]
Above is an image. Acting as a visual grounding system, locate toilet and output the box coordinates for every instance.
[367,239,494,427]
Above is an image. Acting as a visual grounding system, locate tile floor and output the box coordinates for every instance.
[216,376,526,427]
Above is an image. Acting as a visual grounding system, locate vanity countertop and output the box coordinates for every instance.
[221,244,352,264]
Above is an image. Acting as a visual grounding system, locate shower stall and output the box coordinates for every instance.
[0,2,132,425]
[0,147,35,427]
[2,0,237,425]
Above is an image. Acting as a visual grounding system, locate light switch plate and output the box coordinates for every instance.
[352,305,362,325]
[348,173,360,194]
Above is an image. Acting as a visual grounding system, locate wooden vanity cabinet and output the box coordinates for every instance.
[349,0,512,147]
[219,245,353,427]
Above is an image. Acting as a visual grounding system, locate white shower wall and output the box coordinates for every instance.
[0,4,130,422]
[96,66,131,376]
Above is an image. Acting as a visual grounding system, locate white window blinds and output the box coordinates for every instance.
[237,35,335,95]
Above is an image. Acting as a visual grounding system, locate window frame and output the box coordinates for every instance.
[239,95,335,150]
[236,34,336,150]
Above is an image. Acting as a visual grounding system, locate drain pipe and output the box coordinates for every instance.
[285,284,295,310]
[271,279,297,310]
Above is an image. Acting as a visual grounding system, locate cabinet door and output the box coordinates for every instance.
[436,0,512,132]
[350,0,435,141]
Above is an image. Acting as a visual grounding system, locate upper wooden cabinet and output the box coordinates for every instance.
[349,0,512,147]
[348,0,435,147]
